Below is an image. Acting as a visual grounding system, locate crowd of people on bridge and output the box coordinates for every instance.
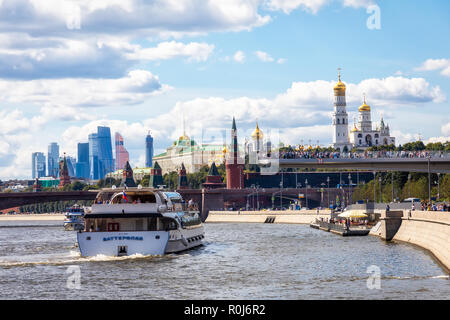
[278,149,449,160]
[412,201,450,212]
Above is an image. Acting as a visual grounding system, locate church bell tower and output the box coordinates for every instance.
[332,69,351,152]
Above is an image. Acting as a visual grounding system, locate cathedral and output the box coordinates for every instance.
[332,71,395,151]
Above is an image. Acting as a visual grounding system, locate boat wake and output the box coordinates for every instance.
[0,250,166,268]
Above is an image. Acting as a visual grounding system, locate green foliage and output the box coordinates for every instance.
[351,172,450,203]
[96,178,120,188]
[20,199,94,214]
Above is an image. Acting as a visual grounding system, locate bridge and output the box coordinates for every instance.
[0,187,338,221]
[0,191,98,211]
[274,157,450,173]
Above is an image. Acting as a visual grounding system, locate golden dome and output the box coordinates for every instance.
[359,94,371,112]
[334,72,346,95]
[251,122,263,140]
[222,146,228,154]
[178,133,190,141]
[351,125,359,132]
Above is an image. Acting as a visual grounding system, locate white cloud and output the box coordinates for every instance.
[342,0,375,8]
[416,58,450,77]
[0,70,170,108]
[442,122,450,136]
[126,41,215,62]
[265,0,331,14]
[425,122,450,143]
[277,58,287,64]
[265,0,374,14]
[255,50,274,62]
[273,76,445,110]
[0,0,271,37]
[233,50,246,63]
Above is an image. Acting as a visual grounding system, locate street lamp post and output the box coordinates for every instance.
[305,179,308,209]
[373,171,376,203]
[408,173,411,198]
[427,156,431,203]
[348,173,352,206]
[391,172,394,203]
[327,176,330,209]
[437,173,441,202]
[256,184,259,211]
[379,176,382,203]
[279,181,283,210]
[321,182,326,208]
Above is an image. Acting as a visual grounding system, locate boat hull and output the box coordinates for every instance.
[77,226,205,256]
[77,231,170,257]
[64,222,84,231]
[166,226,205,253]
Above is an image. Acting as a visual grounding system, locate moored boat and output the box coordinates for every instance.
[63,204,85,231]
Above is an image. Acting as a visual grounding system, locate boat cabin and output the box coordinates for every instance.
[83,188,201,233]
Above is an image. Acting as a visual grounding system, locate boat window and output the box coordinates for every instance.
[160,217,178,231]
[181,214,202,228]
[135,219,144,231]
[147,217,158,231]
[134,194,157,203]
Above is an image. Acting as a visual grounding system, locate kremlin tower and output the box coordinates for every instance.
[225,117,244,189]
[58,154,71,188]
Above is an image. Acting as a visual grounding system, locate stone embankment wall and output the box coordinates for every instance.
[206,210,330,224]
[393,211,450,272]
[0,213,65,221]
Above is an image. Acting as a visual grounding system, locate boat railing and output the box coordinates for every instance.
[91,203,159,214]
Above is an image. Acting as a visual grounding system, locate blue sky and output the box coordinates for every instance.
[0,0,449,179]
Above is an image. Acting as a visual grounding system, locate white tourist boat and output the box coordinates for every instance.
[63,205,85,231]
[77,188,205,257]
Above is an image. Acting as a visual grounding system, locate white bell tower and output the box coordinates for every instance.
[332,69,351,151]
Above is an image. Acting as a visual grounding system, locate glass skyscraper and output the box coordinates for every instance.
[76,142,90,179]
[47,142,59,177]
[145,131,154,168]
[97,126,114,178]
[89,126,114,180]
[32,152,46,179]
[66,156,77,177]
[89,133,99,180]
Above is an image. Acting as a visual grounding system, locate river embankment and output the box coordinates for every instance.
[0,214,65,221]
[205,210,330,224]
[389,211,450,273]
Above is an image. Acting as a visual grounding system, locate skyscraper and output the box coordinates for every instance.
[115,132,129,170]
[97,126,114,178]
[145,131,154,168]
[66,156,77,177]
[88,133,99,180]
[89,126,114,180]
[76,142,90,178]
[47,142,59,177]
[32,152,46,179]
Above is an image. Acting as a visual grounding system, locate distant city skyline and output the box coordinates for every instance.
[29,126,155,180]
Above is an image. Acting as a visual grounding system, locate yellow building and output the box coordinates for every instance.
[152,134,225,174]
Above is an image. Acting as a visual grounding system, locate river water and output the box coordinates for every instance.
[0,221,448,299]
